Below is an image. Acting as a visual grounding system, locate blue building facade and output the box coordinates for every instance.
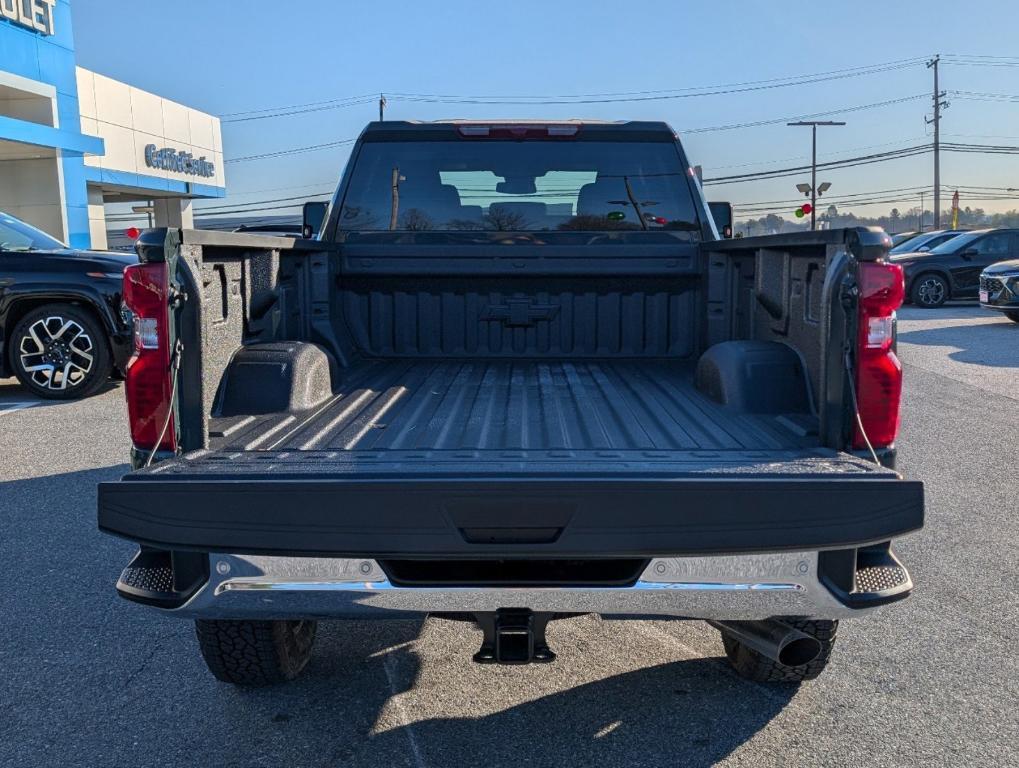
[1,0,225,248]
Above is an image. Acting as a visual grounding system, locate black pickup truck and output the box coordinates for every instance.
[98,121,923,686]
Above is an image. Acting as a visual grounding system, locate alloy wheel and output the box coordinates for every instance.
[18,315,95,391]
[917,277,946,306]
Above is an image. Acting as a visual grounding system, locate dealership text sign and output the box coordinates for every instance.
[145,145,216,178]
[1,0,56,35]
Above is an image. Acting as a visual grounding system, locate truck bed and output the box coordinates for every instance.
[202,358,824,476]
[99,357,923,558]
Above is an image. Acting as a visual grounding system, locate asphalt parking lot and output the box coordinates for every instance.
[1,304,1016,768]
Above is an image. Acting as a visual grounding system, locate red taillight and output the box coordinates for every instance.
[853,262,905,450]
[122,262,176,452]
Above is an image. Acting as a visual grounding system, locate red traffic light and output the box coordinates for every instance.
[125,227,141,240]
[801,203,813,215]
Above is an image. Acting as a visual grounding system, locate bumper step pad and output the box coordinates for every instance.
[115,549,209,609]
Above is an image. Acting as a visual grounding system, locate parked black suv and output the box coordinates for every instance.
[979,259,1019,323]
[892,228,1019,307]
[0,211,135,398]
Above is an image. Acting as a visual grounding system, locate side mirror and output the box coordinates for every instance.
[708,201,733,239]
[960,248,977,260]
[302,201,328,239]
[918,246,930,252]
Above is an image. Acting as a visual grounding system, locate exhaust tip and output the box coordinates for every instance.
[778,636,822,667]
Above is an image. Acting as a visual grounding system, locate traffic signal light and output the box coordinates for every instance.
[793,203,813,219]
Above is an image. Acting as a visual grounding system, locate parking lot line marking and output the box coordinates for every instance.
[0,402,38,416]
[382,652,428,768]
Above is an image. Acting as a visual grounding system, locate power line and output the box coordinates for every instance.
[942,54,1019,68]
[703,143,933,185]
[221,95,928,166]
[222,96,379,124]
[731,184,933,208]
[226,138,357,164]
[220,93,379,119]
[388,59,926,106]
[193,191,331,212]
[215,58,928,123]
[681,94,926,134]
[949,90,1019,103]
[707,136,929,171]
[734,183,1019,216]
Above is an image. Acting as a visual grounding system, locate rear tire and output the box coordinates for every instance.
[910,273,949,308]
[1004,310,1019,324]
[194,619,317,686]
[720,618,838,683]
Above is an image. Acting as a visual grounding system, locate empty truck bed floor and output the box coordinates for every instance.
[163,359,890,480]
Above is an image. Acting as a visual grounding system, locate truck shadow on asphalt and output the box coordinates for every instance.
[897,302,980,321]
[897,319,1019,368]
[1,464,796,768]
[241,626,798,768]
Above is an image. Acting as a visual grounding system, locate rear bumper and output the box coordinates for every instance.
[119,548,913,620]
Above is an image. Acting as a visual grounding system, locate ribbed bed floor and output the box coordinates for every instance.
[208,358,816,455]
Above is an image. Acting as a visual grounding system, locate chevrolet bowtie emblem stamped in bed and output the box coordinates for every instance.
[481,299,561,327]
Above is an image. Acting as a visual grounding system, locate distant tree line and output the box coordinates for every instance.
[736,206,1019,236]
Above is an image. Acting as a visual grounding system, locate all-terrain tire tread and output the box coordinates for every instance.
[194,619,316,686]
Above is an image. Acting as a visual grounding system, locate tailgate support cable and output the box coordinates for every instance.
[843,347,880,466]
[144,338,183,468]
[840,275,881,466]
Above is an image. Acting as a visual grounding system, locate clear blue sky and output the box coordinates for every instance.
[71,0,1019,221]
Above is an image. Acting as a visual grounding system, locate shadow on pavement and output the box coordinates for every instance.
[897,303,986,321]
[362,651,796,768]
[898,317,1019,368]
[0,375,121,405]
[188,626,795,768]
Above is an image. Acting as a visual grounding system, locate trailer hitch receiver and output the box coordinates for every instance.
[473,609,556,665]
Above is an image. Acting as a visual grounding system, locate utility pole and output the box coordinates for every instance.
[919,190,925,231]
[379,94,386,121]
[787,120,846,230]
[926,55,948,228]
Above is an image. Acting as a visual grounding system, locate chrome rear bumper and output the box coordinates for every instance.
[146,550,906,620]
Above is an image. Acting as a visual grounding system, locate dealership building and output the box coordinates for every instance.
[1,0,226,249]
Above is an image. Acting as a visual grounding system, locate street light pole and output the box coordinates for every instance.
[787,120,846,230]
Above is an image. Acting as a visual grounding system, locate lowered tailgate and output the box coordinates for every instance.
[98,449,922,557]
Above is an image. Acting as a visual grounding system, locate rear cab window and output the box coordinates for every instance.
[336,126,704,244]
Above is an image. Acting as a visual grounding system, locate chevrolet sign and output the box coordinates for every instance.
[1,0,57,36]
[144,145,216,178]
